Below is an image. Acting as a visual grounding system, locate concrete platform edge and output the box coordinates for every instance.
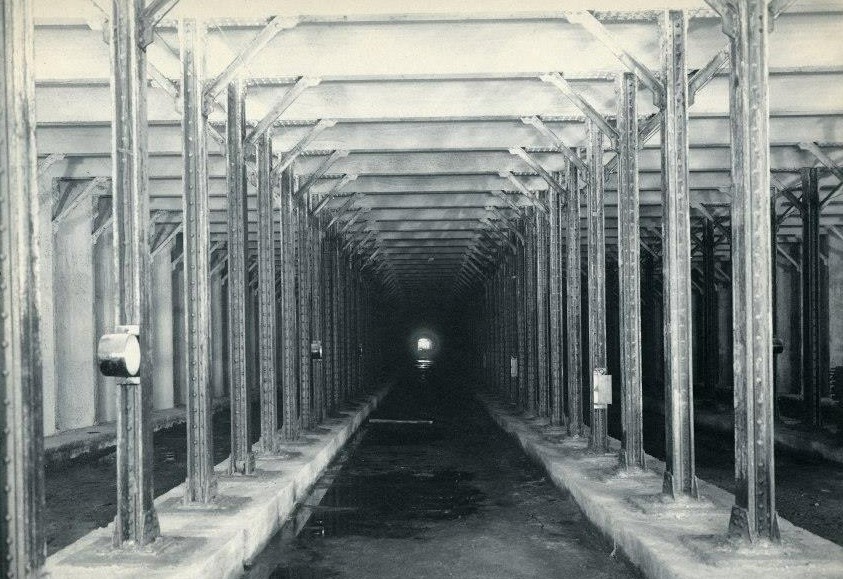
[479,393,843,579]
[43,385,390,579]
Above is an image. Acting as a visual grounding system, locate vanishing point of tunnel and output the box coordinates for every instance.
[3,1,843,578]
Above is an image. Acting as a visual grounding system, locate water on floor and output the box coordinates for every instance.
[245,365,640,579]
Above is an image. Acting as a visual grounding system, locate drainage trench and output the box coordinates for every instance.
[245,365,640,579]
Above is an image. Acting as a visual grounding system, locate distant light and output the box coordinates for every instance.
[417,338,433,351]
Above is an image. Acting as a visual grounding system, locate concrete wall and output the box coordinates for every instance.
[776,243,802,396]
[211,271,227,398]
[39,180,57,435]
[53,186,96,430]
[152,243,175,410]
[93,223,116,423]
[172,242,186,407]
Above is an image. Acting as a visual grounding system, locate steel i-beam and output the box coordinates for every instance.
[282,169,299,439]
[586,120,609,453]
[548,174,565,428]
[525,213,538,415]
[298,193,313,429]
[718,0,780,541]
[801,168,823,428]
[256,130,279,452]
[659,10,697,499]
[0,0,46,571]
[109,0,160,545]
[516,219,528,410]
[536,201,550,418]
[180,19,216,502]
[311,209,325,423]
[616,73,645,470]
[225,79,255,473]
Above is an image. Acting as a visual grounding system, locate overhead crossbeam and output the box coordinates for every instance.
[509,147,567,198]
[273,119,337,177]
[487,206,526,244]
[521,116,589,175]
[139,0,180,47]
[204,16,298,107]
[245,76,321,145]
[491,190,522,213]
[296,150,350,198]
[324,192,362,228]
[798,142,843,206]
[500,171,548,213]
[540,72,619,143]
[52,177,107,223]
[565,11,664,104]
[311,175,359,215]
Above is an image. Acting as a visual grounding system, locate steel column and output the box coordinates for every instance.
[256,130,279,452]
[0,0,46,571]
[586,119,608,452]
[298,194,312,428]
[536,205,550,418]
[110,0,160,544]
[311,208,325,424]
[724,0,779,541]
[659,10,697,498]
[525,214,538,415]
[331,237,341,410]
[548,176,564,427]
[801,168,822,428]
[516,221,527,410]
[180,19,216,503]
[225,80,254,473]
[281,169,299,439]
[617,72,645,470]
[566,164,584,436]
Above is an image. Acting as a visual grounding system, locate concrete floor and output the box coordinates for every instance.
[244,366,640,579]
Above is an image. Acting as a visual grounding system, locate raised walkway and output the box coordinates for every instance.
[44,398,229,467]
[44,387,389,579]
[482,393,843,579]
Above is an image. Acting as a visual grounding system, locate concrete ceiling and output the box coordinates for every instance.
[33,0,843,298]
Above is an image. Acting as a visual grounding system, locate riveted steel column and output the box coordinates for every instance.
[281,169,299,440]
[801,168,822,428]
[536,202,550,418]
[586,119,608,452]
[256,130,279,452]
[525,213,538,414]
[110,0,160,545]
[180,19,216,502]
[331,237,341,410]
[659,10,697,498]
[725,0,779,541]
[701,220,719,396]
[617,72,645,470]
[298,196,312,428]
[311,209,324,424]
[225,79,254,473]
[516,220,528,409]
[325,232,336,414]
[1,0,46,571]
[566,164,583,436]
[548,177,564,427]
